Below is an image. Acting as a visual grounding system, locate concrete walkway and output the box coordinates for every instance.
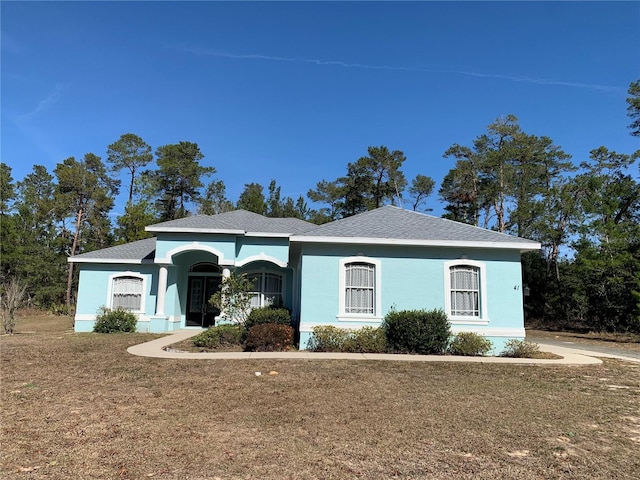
[126,329,640,365]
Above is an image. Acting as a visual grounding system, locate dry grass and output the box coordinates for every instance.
[2,315,640,479]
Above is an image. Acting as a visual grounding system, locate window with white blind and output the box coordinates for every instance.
[450,266,480,316]
[345,262,376,314]
[338,257,381,320]
[111,275,143,311]
[247,272,283,308]
[444,260,488,323]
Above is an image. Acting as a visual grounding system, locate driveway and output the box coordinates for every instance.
[528,335,640,363]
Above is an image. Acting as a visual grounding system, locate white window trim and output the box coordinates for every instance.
[245,269,285,308]
[444,259,488,325]
[107,272,146,314]
[337,256,382,322]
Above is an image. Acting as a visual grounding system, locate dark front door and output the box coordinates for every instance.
[186,276,221,327]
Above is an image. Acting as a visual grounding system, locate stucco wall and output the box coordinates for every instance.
[73,264,158,332]
[297,243,526,352]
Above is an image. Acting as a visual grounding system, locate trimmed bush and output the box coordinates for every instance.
[245,324,293,352]
[343,326,387,353]
[245,307,291,331]
[500,339,541,358]
[383,309,451,355]
[93,307,137,333]
[448,332,493,356]
[307,325,387,353]
[308,325,350,352]
[192,324,244,349]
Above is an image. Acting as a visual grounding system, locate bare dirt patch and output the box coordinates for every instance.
[2,315,639,479]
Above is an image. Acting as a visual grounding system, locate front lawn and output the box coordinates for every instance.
[2,314,639,479]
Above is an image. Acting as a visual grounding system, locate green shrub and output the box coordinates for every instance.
[245,324,294,352]
[383,309,451,355]
[93,307,137,333]
[307,325,387,353]
[448,332,493,356]
[500,339,541,358]
[307,325,350,352]
[192,324,244,349]
[343,326,387,353]
[245,307,291,331]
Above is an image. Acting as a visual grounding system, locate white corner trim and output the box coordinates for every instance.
[235,253,288,268]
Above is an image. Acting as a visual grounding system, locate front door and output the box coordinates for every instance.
[186,276,221,327]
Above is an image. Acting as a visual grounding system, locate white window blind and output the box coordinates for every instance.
[345,262,375,314]
[112,276,143,311]
[450,266,480,317]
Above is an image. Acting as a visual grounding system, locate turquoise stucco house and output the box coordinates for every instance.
[70,206,540,351]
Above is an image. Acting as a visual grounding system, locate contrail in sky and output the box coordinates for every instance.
[182,46,622,94]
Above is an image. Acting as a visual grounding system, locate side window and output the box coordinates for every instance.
[450,265,480,317]
[338,257,381,320]
[345,262,376,314]
[111,276,143,311]
[444,260,487,323]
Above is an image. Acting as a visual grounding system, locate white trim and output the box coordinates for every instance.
[235,253,288,268]
[69,257,154,264]
[106,271,147,313]
[450,326,525,337]
[290,235,540,252]
[299,322,524,338]
[145,226,245,234]
[338,256,382,321]
[155,242,234,266]
[444,259,488,323]
[244,232,294,238]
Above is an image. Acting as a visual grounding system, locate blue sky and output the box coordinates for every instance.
[2,1,639,217]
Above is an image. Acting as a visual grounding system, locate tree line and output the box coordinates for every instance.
[1,81,638,332]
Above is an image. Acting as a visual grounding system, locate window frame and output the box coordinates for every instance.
[107,272,146,313]
[245,270,285,309]
[338,256,382,322]
[443,260,488,325]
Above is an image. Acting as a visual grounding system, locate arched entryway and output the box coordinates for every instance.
[186,262,222,327]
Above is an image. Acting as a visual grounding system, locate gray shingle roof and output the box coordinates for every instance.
[294,206,540,249]
[70,207,540,263]
[146,209,314,235]
[69,237,157,263]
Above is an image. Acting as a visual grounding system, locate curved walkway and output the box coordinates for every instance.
[127,329,639,365]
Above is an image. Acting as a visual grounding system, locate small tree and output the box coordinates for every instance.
[1,278,27,334]
[209,273,254,326]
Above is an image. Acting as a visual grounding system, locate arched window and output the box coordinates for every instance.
[247,272,283,308]
[338,257,382,321]
[189,262,221,273]
[444,260,488,324]
[111,275,144,311]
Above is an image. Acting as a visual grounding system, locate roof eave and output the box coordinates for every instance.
[68,257,155,264]
[290,235,541,251]
[145,226,245,235]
